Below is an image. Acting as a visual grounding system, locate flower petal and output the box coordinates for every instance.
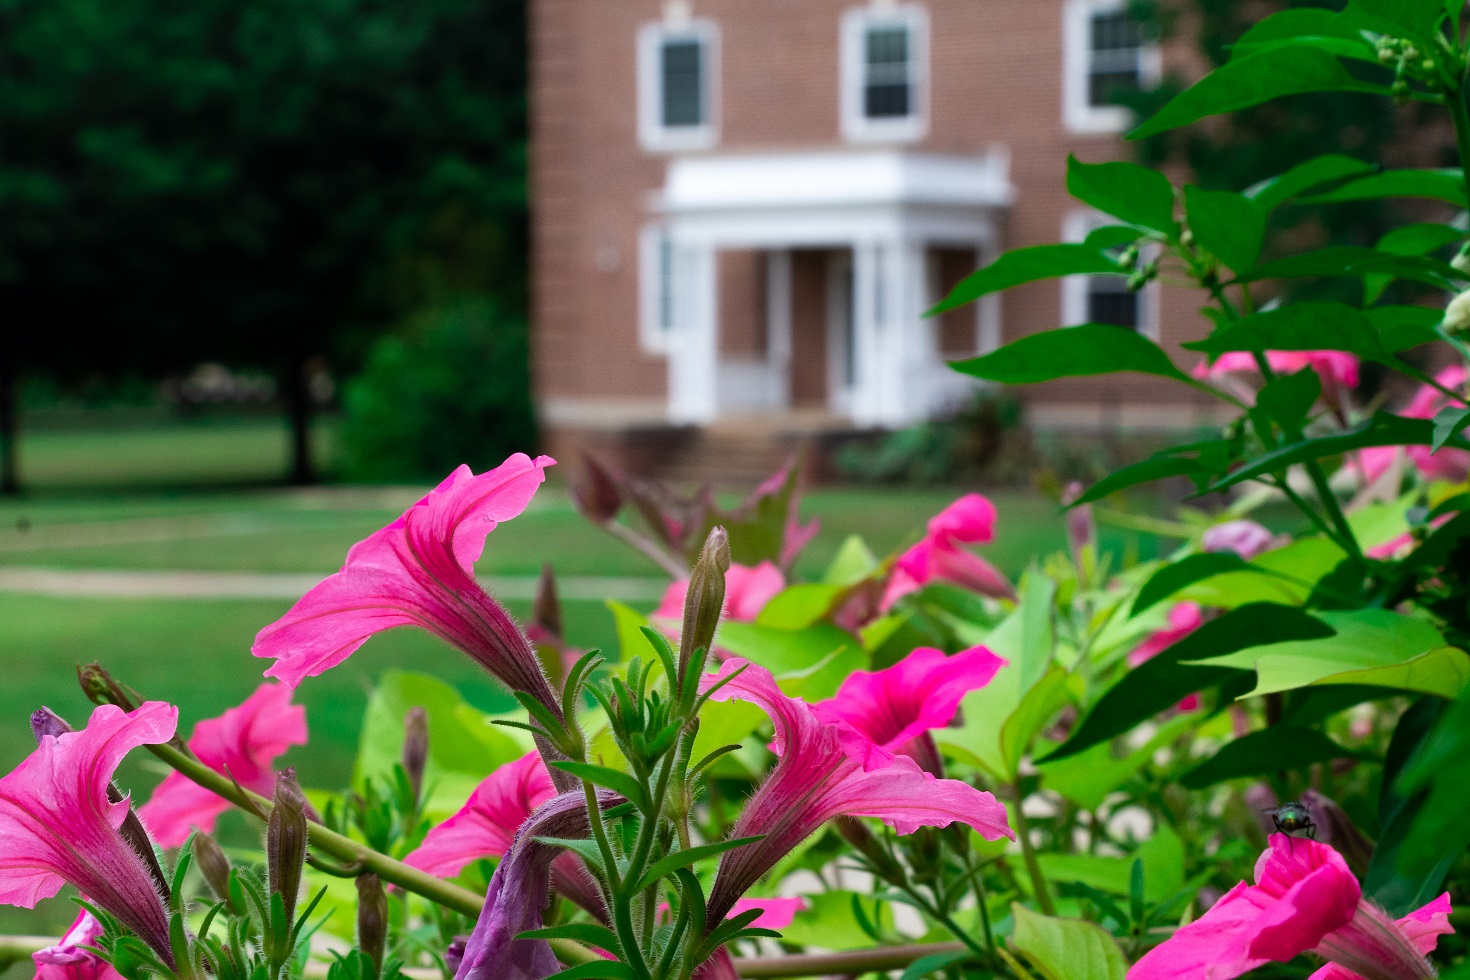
[405,753,556,878]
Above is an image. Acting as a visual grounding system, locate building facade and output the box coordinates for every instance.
[531,0,1216,473]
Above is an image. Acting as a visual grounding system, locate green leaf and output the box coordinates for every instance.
[1180,725,1363,788]
[1130,46,1387,140]
[1255,369,1324,434]
[951,325,1189,384]
[1377,222,1463,257]
[778,891,895,951]
[545,963,636,980]
[1432,406,1470,452]
[822,535,879,586]
[518,924,622,955]
[1304,169,1468,208]
[1187,303,1393,364]
[898,950,972,980]
[1045,604,1332,761]
[1132,553,1255,615]
[1231,10,1377,62]
[1039,714,1198,811]
[756,584,845,630]
[1185,186,1265,272]
[1369,305,1444,352]
[931,245,1120,314]
[1380,691,1470,905]
[1073,456,1213,505]
[1037,825,1185,904]
[1188,609,1470,698]
[1349,0,1446,41]
[631,837,763,893]
[1009,904,1127,980]
[1066,156,1176,233]
[606,601,659,664]
[1084,225,1143,250]
[715,620,865,701]
[532,836,610,871]
[1248,154,1376,211]
[548,762,646,808]
[1241,246,1461,288]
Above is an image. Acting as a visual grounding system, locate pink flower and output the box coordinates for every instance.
[33,911,123,980]
[137,683,306,847]
[654,560,786,625]
[1128,834,1452,980]
[699,659,1013,927]
[882,494,1014,609]
[253,455,561,713]
[1129,602,1204,667]
[1357,366,1470,484]
[1193,350,1360,405]
[405,753,555,877]
[0,702,179,966]
[815,646,1005,773]
[1202,520,1283,561]
[729,896,808,930]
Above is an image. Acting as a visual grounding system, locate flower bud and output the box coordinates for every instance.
[402,707,429,804]
[533,563,564,642]
[1061,481,1095,563]
[267,767,309,923]
[31,706,73,741]
[192,833,237,910]
[1453,245,1470,277]
[1301,790,1374,876]
[570,453,623,525]
[679,526,730,683]
[77,662,139,712]
[444,936,467,975]
[1179,228,1195,249]
[1444,288,1470,336]
[835,817,905,884]
[356,873,389,968]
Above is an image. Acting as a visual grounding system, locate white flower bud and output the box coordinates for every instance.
[1444,288,1470,336]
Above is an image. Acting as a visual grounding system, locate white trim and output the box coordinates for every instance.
[1062,210,1158,340]
[638,224,674,354]
[1062,0,1161,135]
[638,20,721,153]
[840,5,929,144]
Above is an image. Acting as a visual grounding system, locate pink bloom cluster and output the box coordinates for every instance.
[883,494,1015,609]
[1193,350,1360,407]
[1131,835,1452,980]
[1358,365,1470,485]
[139,683,306,847]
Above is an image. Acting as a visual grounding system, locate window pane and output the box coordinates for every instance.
[1086,277,1138,329]
[661,38,704,127]
[864,24,911,119]
[1088,11,1145,107]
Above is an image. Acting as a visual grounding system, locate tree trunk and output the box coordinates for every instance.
[0,328,17,496]
[285,352,313,486]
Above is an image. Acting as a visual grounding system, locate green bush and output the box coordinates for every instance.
[338,299,536,482]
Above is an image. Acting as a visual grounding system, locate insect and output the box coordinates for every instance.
[1265,801,1317,839]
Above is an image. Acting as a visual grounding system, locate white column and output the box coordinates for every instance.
[764,250,793,411]
[862,235,930,426]
[667,241,719,424]
[850,240,883,426]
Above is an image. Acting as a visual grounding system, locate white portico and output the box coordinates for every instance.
[653,149,1012,428]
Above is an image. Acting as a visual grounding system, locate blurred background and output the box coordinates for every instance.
[0,0,1431,933]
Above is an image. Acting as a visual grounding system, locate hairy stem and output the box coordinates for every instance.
[1009,785,1055,916]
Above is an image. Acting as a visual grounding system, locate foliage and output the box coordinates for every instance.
[337,300,535,482]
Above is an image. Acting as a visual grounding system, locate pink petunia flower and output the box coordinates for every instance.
[405,753,555,877]
[882,494,1015,610]
[1358,365,1470,485]
[33,910,123,980]
[137,683,306,847]
[253,455,561,713]
[1202,520,1284,561]
[1192,350,1361,408]
[727,896,808,930]
[1128,834,1452,980]
[0,702,179,966]
[698,659,1013,927]
[1129,602,1205,712]
[815,646,1006,774]
[653,560,787,626]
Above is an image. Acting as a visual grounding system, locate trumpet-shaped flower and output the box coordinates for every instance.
[1203,520,1283,561]
[1358,365,1470,484]
[815,646,1005,772]
[882,494,1014,609]
[254,455,560,713]
[654,560,786,626]
[33,910,123,980]
[138,683,306,847]
[0,702,178,965]
[1192,350,1360,407]
[454,789,618,980]
[699,659,1013,926]
[1127,834,1452,980]
[405,753,555,877]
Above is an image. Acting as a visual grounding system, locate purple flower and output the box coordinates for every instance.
[0,702,179,966]
[1202,520,1284,561]
[33,911,123,980]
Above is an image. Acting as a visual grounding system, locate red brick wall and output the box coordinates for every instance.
[530,0,1214,426]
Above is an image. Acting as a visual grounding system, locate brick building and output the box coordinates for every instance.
[531,0,1214,477]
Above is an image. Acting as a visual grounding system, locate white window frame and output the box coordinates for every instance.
[1062,0,1161,135]
[638,20,720,153]
[638,224,677,354]
[1062,210,1158,340]
[840,4,929,144]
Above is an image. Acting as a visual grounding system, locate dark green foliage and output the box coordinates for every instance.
[337,300,535,482]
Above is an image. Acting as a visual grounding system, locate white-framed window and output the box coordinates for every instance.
[639,225,678,353]
[1062,0,1160,134]
[638,20,720,152]
[840,5,929,143]
[1062,211,1157,339]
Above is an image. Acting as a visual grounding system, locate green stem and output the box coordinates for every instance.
[146,744,603,968]
[734,942,969,979]
[1009,784,1055,916]
[1449,82,1470,213]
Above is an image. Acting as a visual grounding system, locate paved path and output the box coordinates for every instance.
[0,567,668,602]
